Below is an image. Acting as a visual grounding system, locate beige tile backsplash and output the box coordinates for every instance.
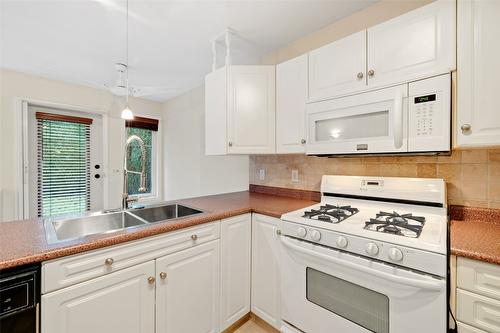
[249,149,500,208]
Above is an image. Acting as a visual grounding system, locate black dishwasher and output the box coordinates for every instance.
[0,264,40,333]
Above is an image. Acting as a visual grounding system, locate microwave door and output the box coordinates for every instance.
[306,84,408,155]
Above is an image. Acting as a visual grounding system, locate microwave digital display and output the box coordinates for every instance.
[414,94,436,104]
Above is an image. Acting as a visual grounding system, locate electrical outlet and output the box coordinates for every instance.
[259,169,266,180]
[292,169,299,182]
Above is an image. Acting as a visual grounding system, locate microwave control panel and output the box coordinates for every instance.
[414,94,436,137]
[408,73,451,152]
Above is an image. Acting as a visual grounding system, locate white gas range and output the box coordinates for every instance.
[279,175,448,333]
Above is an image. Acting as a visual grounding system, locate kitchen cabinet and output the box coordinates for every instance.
[456,257,500,332]
[220,214,251,330]
[251,213,281,330]
[156,240,220,333]
[307,0,455,102]
[276,54,308,153]
[367,0,455,88]
[205,65,276,155]
[456,0,500,147]
[308,31,366,102]
[42,261,156,333]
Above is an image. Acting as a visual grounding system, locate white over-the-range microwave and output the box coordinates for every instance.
[306,73,451,156]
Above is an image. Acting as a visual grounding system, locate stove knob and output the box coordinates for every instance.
[336,236,348,248]
[310,229,321,241]
[365,242,379,256]
[297,227,307,238]
[388,247,404,262]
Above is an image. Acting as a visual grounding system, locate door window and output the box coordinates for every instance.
[306,267,389,333]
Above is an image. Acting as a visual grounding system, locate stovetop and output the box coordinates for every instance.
[282,197,447,254]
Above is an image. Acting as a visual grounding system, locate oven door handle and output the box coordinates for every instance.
[281,237,444,291]
[393,89,404,149]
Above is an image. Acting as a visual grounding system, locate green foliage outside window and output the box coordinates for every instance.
[126,127,153,195]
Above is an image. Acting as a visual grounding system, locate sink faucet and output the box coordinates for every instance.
[123,134,147,209]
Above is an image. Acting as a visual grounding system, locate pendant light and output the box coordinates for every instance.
[121,0,134,120]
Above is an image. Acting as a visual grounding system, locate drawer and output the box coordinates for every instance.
[457,322,488,333]
[458,257,500,301]
[42,221,220,293]
[457,289,500,332]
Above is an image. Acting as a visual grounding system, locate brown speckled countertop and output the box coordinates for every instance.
[0,191,317,270]
[450,206,500,265]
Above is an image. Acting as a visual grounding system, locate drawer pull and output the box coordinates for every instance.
[191,234,198,241]
[104,258,114,266]
[159,272,167,279]
[147,276,156,284]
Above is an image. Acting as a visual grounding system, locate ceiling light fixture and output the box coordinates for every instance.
[121,0,134,120]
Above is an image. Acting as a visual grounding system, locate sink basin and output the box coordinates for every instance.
[46,211,147,243]
[129,204,203,223]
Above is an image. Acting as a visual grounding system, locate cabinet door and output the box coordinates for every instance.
[251,214,281,330]
[156,240,220,333]
[42,261,155,333]
[227,66,276,154]
[308,31,366,102]
[276,54,308,153]
[220,214,251,331]
[367,0,455,88]
[457,0,500,147]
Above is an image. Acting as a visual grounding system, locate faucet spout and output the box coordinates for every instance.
[123,134,147,209]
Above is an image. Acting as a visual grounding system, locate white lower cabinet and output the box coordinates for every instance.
[42,261,156,333]
[251,213,281,330]
[456,257,500,333]
[156,240,221,333]
[220,214,251,331]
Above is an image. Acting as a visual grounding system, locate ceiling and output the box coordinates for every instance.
[1,0,377,102]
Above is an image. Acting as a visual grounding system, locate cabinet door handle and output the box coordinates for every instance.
[301,139,306,144]
[357,72,364,79]
[159,272,167,280]
[148,276,156,284]
[368,69,375,77]
[228,141,233,147]
[461,124,471,132]
[104,258,114,266]
[191,234,198,241]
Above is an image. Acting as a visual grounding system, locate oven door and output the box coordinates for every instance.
[280,236,446,333]
[306,84,408,155]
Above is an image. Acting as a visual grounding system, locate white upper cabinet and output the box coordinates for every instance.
[305,0,455,102]
[367,0,456,88]
[276,54,309,153]
[308,31,366,102]
[457,0,500,147]
[205,65,276,155]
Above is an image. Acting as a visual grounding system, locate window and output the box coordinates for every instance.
[125,116,159,198]
[36,112,92,217]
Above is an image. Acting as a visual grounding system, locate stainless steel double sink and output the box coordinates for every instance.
[44,204,203,244]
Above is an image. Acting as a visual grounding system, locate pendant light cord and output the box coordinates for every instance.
[126,0,129,104]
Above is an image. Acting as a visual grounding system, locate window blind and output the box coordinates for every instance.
[36,112,92,218]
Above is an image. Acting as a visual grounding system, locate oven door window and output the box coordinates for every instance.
[306,267,389,333]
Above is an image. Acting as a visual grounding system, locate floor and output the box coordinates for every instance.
[234,318,276,333]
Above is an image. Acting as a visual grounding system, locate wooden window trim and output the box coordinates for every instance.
[126,116,159,131]
[35,112,93,125]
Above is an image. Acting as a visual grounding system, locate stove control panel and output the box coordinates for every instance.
[280,220,446,277]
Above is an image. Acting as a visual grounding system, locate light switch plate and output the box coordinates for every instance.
[292,169,299,182]
[259,169,265,180]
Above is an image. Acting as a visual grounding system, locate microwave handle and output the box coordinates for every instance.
[281,236,444,291]
[393,90,404,149]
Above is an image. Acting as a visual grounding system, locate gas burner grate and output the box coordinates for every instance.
[302,204,359,224]
[364,211,425,238]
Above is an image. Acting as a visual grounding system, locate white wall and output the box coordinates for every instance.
[162,86,248,200]
[0,69,163,221]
